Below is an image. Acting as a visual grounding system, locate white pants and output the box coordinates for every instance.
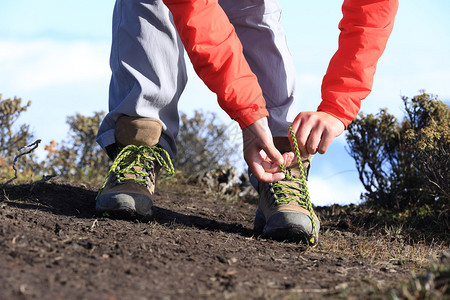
[96,0,297,158]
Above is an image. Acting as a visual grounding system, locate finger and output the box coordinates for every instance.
[260,172,285,183]
[282,151,294,167]
[291,114,313,158]
[317,120,344,154]
[317,130,334,154]
[249,161,285,183]
[291,113,302,133]
[257,149,281,172]
[261,142,283,167]
[261,160,282,173]
[306,128,322,155]
[258,149,268,161]
[246,149,283,178]
[295,126,311,158]
[290,114,306,155]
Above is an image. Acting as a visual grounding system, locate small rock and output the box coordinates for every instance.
[380,267,397,273]
[335,282,349,290]
[336,267,348,275]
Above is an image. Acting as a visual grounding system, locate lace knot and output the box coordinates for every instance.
[98,144,174,194]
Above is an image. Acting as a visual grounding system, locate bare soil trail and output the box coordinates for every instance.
[0,179,445,299]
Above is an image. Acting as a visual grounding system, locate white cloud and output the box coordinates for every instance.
[0,39,111,161]
[0,39,110,92]
[308,175,363,207]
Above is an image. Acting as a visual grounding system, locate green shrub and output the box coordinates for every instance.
[42,111,110,183]
[0,95,36,181]
[346,92,449,220]
[403,93,450,201]
[175,110,240,175]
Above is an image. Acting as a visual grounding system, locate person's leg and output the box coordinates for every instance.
[96,0,187,159]
[220,0,319,244]
[219,0,297,138]
[96,0,186,219]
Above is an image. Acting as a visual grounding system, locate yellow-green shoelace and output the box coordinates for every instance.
[273,125,317,244]
[97,144,174,197]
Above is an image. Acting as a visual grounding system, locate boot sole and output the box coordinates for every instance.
[254,210,318,244]
[96,192,154,221]
[262,226,310,244]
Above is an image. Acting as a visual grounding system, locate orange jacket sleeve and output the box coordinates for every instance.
[162,0,268,129]
[318,0,399,127]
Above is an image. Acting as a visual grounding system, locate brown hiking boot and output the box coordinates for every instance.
[96,116,174,220]
[253,136,320,245]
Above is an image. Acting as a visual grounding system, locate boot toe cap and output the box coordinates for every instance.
[262,211,320,243]
[96,192,154,218]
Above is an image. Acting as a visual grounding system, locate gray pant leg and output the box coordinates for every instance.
[97,0,295,159]
[96,0,187,158]
[220,0,297,137]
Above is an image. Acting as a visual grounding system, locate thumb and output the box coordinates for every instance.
[261,142,283,166]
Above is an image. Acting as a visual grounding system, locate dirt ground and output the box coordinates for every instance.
[0,178,447,300]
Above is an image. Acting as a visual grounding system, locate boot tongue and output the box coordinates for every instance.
[273,136,292,154]
[115,116,162,147]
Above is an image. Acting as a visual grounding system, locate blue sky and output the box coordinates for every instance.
[1,0,449,206]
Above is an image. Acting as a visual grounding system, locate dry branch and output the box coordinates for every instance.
[29,174,58,192]
[2,139,58,188]
[4,139,42,185]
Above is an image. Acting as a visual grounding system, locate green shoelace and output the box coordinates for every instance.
[273,125,317,244]
[97,144,174,196]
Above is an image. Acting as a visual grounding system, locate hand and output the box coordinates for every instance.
[242,118,293,183]
[290,111,345,157]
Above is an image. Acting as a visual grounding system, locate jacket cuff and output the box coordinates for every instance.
[234,106,269,129]
[317,101,354,129]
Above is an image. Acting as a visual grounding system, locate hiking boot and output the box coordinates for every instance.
[253,136,320,245]
[96,116,174,220]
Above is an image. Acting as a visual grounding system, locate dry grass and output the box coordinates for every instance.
[316,229,446,268]
[389,252,450,299]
